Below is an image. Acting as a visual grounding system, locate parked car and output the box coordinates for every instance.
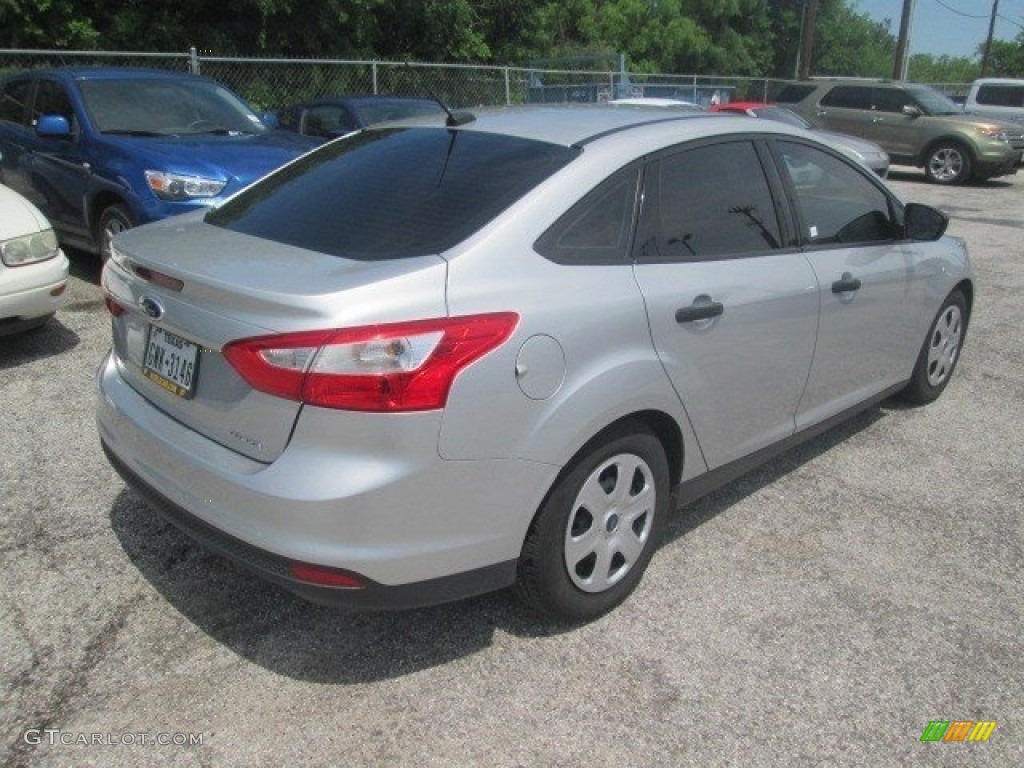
[963,78,1024,127]
[276,96,447,140]
[0,183,68,335]
[98,107,972,622]
[710,101,890,177]
[608,97,704,111]
[0,67,319,260]
[775,79,1023,184]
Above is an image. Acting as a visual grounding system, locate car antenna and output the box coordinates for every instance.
[403,62,475,128]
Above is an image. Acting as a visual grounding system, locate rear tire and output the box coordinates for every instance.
[98,203,133,263]
[901,290,967,404]
[515,423,670,624]
[924,142,972,185]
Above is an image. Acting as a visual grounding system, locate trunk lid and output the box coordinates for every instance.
[103,214,448,462]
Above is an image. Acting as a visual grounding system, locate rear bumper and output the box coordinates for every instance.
[96,350,556,608]
[101,441,517,609]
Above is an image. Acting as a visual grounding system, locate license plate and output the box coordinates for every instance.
[143,326,200,399]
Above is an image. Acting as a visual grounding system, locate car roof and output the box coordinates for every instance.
[299,95,441,107]
[5,66,206,83]
[388,105,804,149]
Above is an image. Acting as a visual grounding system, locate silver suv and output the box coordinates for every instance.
[776,79,1023,184]
[97,107,973,622]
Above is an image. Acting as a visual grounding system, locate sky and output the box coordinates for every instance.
[854,0,1024,57]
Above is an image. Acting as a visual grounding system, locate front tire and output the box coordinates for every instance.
[515,423,670,623]
[98,203,133,263]
[924,142,972,185]
[901,290,967,404]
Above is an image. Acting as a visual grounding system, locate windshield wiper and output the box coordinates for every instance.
[102,129,166,137]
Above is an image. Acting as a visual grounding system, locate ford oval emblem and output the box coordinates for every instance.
[139,295,164,320]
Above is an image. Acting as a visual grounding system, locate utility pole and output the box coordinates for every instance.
[798,0,818,80]
[892,0,915,81]
[980,0,1000,76]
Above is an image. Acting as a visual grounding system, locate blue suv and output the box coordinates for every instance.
[0,68,319,259]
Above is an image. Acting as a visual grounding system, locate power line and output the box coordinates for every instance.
[931,0,988,19]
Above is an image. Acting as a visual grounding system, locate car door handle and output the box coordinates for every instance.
[675,301,724,323]
[831,277,862,293]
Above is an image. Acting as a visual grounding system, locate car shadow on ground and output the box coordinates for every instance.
[887,167,1017,189]
[68,248,103,285]
[0,318,80,369]
[108,405,884,684]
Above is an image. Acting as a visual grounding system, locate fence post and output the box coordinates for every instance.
[504,67,511,105]
[372,61,378,94]
[189,46,199,75]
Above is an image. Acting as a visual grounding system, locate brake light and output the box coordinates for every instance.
[223,313,518,412]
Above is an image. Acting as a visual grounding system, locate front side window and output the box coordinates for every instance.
[33,80,75,126]
[0,78,31,124]
[872,88,911,114]
[776,140,898,245]
[207,127,581,260]
[821,86,873,110]
[637,141,782,262]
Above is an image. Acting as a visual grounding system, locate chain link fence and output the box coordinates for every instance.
[1,48,971,111]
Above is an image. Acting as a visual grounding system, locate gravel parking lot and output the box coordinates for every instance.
[1,169,1021,767]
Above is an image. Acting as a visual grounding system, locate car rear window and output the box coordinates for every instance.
[206,127,581,260]
[976,84,1024,107]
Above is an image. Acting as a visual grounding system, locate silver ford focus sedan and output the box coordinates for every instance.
[97,106,972,623]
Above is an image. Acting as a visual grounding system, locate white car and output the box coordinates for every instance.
[0,184,68,334]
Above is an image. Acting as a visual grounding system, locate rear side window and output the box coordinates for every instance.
[534,166,639,264]
[207,127,581,260]
[636,141,782,262]
[976,84,1024,107]
[775,140,898,245]
[821,86,872,109]
[0,78,31,124]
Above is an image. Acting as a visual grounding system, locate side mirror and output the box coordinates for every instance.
[261,111,279,129]
[36,114,71,138]
[902,105,923,118]
[904,203,948,241]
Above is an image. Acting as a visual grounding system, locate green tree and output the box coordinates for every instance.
[983,33,1024,77]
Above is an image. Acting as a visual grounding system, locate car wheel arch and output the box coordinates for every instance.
[919,137,975,170]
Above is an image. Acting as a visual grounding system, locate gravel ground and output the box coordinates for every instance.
[1,168,1021,767]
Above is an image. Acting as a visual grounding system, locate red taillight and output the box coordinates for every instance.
[104,296,126,317]
[289,563,365,589]
[223,313,518,412]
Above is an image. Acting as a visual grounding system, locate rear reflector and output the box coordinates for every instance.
[50,282,66,297]
[104,296,126,317]
[289,563,365,589]
[223,312,518,412]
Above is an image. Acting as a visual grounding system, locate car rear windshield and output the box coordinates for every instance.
[205,127,581,260]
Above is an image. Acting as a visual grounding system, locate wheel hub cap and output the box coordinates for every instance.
[564,453,655,593]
